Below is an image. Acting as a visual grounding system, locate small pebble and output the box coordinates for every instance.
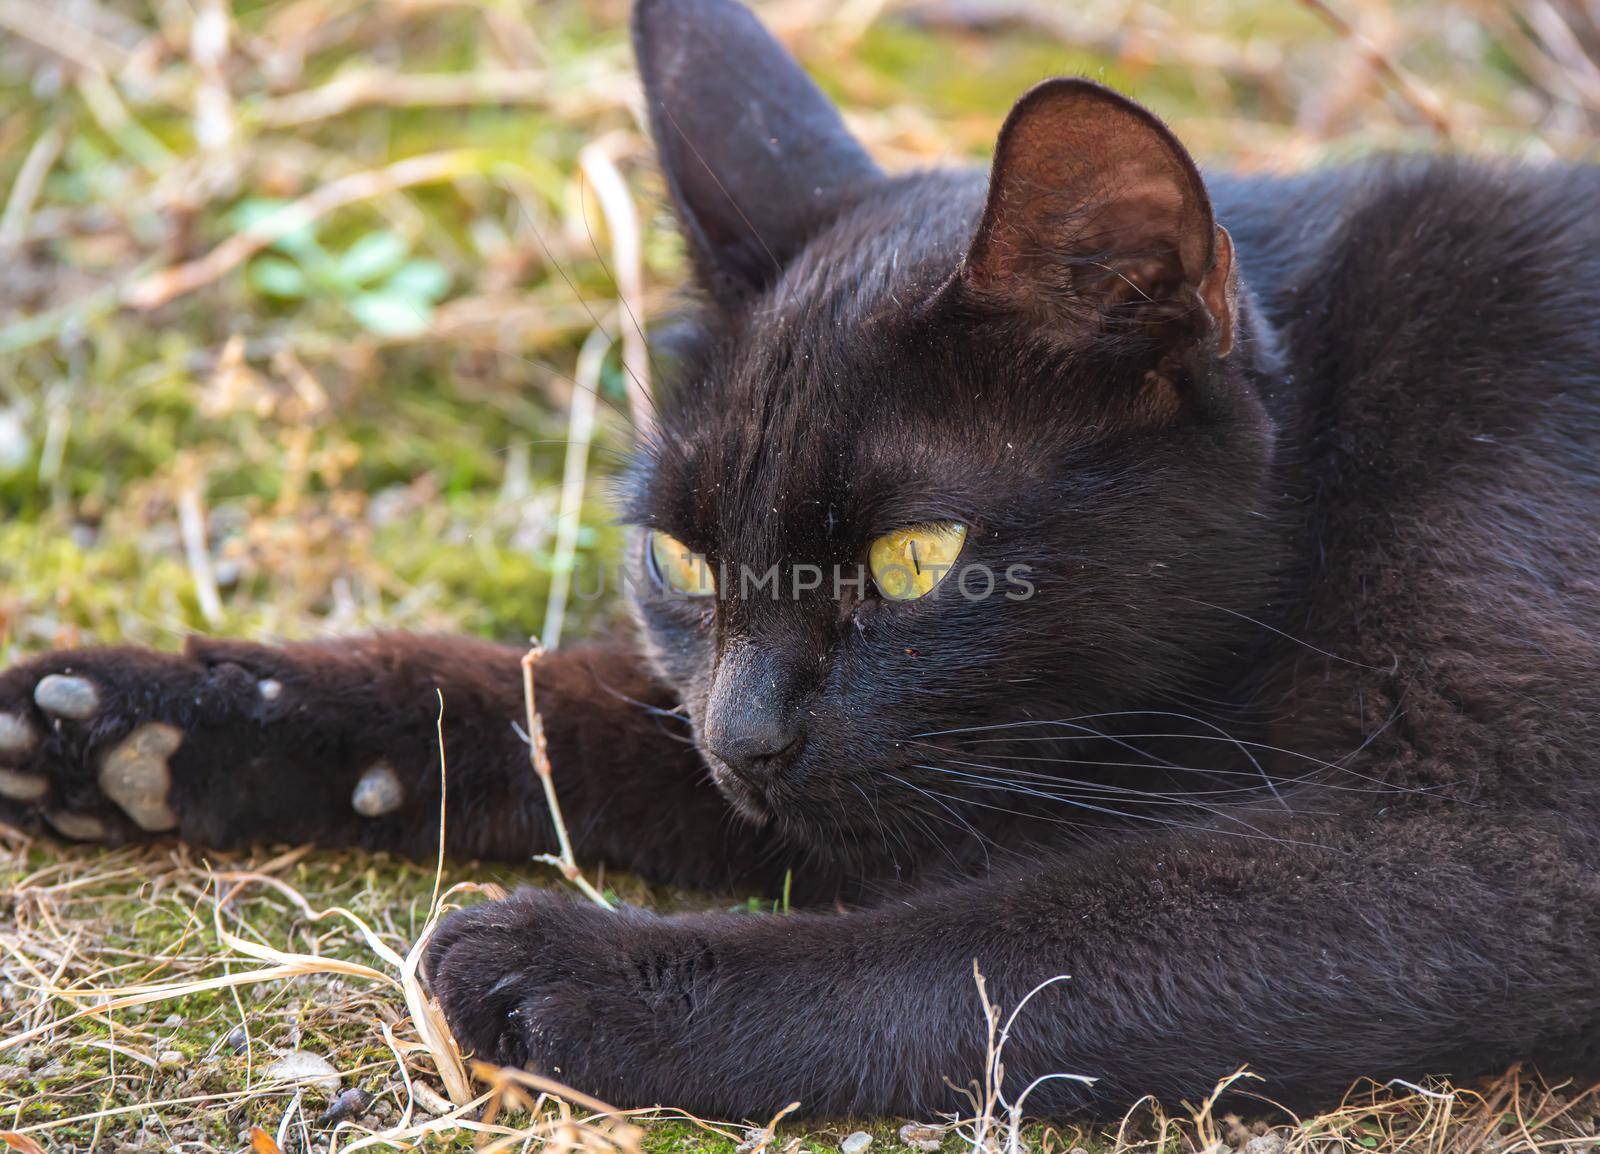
[257,678,283,702]
[265,1049,341,1095]
[157,1050,185,1068]
[841,1132,872,1154]
[899,1125,943,1153]
[34,674,100,720]
[225,1026,249,1053]
[316,1087,374,1126]
[1244,1136,1285,1154]
[161,1013,184,1029]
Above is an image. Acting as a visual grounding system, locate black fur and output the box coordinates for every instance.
[2,0,1596,1121]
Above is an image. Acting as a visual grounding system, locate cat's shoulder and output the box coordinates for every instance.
[1213,155,1600,311]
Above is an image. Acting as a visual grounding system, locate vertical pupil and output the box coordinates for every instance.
[909,539,922,575]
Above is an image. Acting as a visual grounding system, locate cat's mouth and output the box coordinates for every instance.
[704,757,776,825]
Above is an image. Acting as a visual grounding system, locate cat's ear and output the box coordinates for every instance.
[632,0,881,306]
[959,79,1236,359]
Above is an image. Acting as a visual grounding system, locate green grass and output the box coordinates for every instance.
[1,0,1595,1149]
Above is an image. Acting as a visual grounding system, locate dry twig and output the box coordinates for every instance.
[522,642,614,909]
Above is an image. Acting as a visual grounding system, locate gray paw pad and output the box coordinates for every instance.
[35,674,101,720]
[98,722,183,832]
[46,810,108,841]
[352,761,403,817]
[0,768,48,802]
[0,713,36,757]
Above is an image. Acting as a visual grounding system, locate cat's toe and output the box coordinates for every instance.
[0,714,45,802]
[426,907,540,1068]
[44,810,113,841]
[0,712,39,758]
[426,891,611,1074]
[34,674,102,720]
[0,766,48,802]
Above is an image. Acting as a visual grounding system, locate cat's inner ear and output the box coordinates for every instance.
[960,78,1236,359]
[632,0,882,306]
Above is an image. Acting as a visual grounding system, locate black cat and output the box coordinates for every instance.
[2,0,1597,1121]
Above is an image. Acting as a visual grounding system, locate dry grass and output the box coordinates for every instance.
[3,834,1598,1153]
[3,0,1599,1149]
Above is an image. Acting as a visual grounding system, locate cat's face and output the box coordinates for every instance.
[623,0,1283,855]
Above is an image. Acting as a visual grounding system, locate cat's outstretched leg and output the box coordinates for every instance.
[426,808,1600,1117]
[0,635,770,888]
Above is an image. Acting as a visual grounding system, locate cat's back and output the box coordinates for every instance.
[1217,156,1600,437]
[1220,157,1600,797]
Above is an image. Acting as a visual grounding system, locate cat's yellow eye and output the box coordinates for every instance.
[648,531,716,597]
[868,522,968,601]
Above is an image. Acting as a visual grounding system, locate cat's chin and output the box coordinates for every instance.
[706,764,775,826]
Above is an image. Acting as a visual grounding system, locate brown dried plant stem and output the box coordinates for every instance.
[1296,0,1455,137]
[522,643,614,910]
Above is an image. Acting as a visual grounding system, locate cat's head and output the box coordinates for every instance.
[621,0,1287,855]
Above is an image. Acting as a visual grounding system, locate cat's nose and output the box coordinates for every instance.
[706,715,804,786]
[703,642,807,787]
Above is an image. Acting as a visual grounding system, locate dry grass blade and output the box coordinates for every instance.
[0,0,133,73]
[177,455,225,626]
[542,323,609,650]
[467,1063,645,1154]
[954,962,1094,1154]
[578,139,655,437]
[522,642,615,908]
[257,69,552,128]
[0,123,62,249]
[394,689,473,1109]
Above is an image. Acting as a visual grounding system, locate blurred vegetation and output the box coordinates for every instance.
[1,0,1598,1149]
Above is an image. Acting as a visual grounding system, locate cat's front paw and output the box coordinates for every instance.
[0,643,338,846]
[425,889,697,1094]
[0,649,206,842]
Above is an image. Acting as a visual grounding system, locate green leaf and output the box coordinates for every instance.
[228,198,287,231]
[384,259,451,303]
[247,256,309,299]
[228,198,321,258]
[347,290,432,336]
[336,232,410,287]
